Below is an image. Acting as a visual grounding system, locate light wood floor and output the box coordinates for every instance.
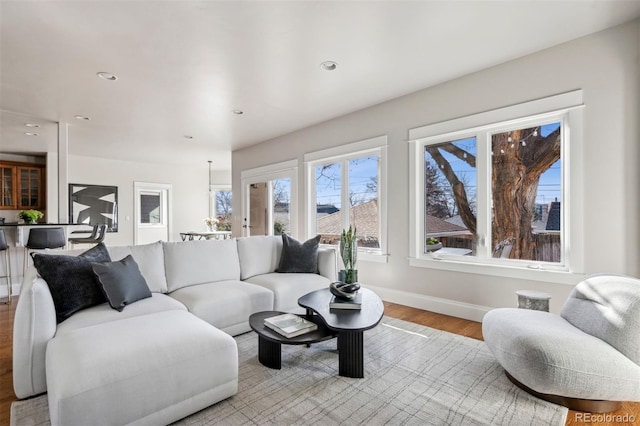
[0,298,637,425]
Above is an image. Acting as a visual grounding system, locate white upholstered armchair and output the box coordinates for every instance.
[483,274,640,413]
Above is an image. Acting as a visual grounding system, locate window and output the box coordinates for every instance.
[213,188,232,231]
[140,192,161,224]
[409,91,584,282]
[272,178,291,235]
[305,136,387,260]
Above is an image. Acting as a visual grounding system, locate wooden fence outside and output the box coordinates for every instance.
[440,233,561,263]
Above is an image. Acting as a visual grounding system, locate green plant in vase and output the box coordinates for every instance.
[339,226,358,284]
[19,209,44,224]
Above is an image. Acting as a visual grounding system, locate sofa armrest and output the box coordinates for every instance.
[317,246,338,282]
[13,273,57,398]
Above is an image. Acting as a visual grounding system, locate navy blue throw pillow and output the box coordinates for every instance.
[277,234,321,274]
[32,243,111,323]
[92,255,152,312]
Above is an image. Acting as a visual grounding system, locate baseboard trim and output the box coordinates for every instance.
[366,284,491,322]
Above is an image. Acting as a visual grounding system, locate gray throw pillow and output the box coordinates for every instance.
[32,243,111,323]
[92,255,152,312]
[277,234,321,273]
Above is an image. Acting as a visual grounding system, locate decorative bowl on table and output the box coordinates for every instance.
[330,281,361,300]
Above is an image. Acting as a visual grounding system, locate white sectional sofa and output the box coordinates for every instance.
[13,236,337,425]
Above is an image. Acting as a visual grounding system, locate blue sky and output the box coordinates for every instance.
[315,156,378,208]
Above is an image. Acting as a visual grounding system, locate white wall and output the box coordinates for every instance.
[232,20,640,319]
[69,154,231,246]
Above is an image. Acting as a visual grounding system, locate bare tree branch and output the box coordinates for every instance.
[426,146,477,234]
[438,144,476,168]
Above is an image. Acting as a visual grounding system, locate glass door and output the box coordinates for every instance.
[241,161,297,238]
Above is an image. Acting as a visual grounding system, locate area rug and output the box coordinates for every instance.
[11,317,567,425]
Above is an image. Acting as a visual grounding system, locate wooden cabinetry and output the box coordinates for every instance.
[0,161,45,210]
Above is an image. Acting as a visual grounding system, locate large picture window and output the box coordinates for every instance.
[305,136,387,260]
[409,91,584,281]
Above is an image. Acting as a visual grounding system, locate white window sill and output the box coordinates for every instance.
[408,257,584,285]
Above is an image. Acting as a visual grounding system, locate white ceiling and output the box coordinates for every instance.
[2,1,639,170]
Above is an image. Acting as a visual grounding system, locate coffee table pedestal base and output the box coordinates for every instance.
[258,336,282,369]
[338,331,364,378]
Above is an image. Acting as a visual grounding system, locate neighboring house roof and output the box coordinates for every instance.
[317,200,379,239]
[546,201,561,231]
[444,215,466,228]
[317,204,340,215]
[426,215,468,234]
[317,200,468,239]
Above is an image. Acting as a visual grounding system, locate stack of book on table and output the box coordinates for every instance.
[264,313,318,338]
[329,293,362,310]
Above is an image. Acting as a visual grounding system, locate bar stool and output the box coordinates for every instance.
[23,227,67,275]
[0,230,11,304]
[68,224,107,248]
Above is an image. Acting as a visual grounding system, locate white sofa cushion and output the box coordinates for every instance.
[13,272,57,399]
[108,241,168,293]
[317,246,338,282]
[244,272,330,314]
[56,293,187,335]
[46,310,238,426]
[169,280,274,336]
[163,239,241,292]
[237,236,282,280]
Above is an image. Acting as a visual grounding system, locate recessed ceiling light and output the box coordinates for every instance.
[320,61,338,71]
[24,123,40,128]
[232,110,244,115]
[97,72,118,81]
[75,115,90,120]
[24,132,39,136]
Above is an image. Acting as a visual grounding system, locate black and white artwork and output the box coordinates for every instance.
[69,184,118,232]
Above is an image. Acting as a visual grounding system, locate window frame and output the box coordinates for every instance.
[304,135,388,263]
[240,159,298,238]
[408,91,585,284]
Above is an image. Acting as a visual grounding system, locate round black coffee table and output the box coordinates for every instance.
[298,288,384,378]
[249,311,336,370]
[250,288,384,378]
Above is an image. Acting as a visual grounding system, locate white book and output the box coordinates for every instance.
[263,313,318,338]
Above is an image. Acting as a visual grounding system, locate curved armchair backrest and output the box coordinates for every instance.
[560,274,640,364]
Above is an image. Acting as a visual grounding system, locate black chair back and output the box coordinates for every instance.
[26,228,66,250]
[0,230,8,251]
[68,224,107,245]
